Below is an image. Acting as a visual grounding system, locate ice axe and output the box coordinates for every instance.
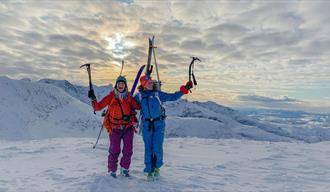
[80,63,94,91]
[80,63,96,114]
[189,57,201,91]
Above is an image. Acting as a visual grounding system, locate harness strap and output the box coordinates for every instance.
[144,116,165,132]
[111,114,135,121]
[115,98,126,120]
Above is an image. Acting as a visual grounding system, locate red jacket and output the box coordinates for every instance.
[92,91,140,132]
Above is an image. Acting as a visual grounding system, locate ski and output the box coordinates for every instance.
[145,36,154,76]
[130,65,146,95]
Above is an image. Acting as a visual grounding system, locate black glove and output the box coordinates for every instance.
[185,81,193,90]
[88,90,96,100]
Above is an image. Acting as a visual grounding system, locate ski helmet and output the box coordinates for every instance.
[140,75,152,88]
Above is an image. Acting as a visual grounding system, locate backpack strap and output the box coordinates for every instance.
[138,92,142,102]
[115,98,125,118]
[154,91,163,106]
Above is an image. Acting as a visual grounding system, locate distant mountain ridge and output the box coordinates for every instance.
[38,79,113,104]
[1,76,330,143]
[31,78,330,142]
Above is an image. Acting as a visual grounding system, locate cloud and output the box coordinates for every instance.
[0,0,330,113]
[180,39,206,52]
[236,94,330,113]
[207,23,249,40]
[238,94,298,104]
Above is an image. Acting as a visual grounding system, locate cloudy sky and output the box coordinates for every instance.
[1,0,329,113]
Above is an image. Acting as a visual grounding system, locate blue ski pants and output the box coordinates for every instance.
[141,119,165,173]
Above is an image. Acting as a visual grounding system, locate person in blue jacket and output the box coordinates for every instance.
[134,74,192,180]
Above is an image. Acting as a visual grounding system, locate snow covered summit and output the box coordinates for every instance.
[0,76,99,140]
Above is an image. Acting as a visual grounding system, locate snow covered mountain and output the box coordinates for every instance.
[164,100,330,142]
[0,76,100,140]
[1,76,330,142]
[36,78,330,143]
[38,79,113,104]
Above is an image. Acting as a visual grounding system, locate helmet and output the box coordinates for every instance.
[115,75,127,90]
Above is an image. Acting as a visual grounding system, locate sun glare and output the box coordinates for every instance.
[105,33,134,59]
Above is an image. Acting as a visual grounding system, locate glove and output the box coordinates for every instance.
[185,81,193,90]
[88,90,96,100]
[180,81,193,94]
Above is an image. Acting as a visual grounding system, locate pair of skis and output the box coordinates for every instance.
[131,36,160,94]
[145,36,161,91]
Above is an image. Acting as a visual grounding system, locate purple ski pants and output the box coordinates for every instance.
[108,128,134,172]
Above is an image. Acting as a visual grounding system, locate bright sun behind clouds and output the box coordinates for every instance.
[105,33,135,60]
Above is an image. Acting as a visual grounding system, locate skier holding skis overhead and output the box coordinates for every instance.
[134,75,192,180]
[88,76,140,178]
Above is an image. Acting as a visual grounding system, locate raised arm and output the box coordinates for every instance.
[92,94,112,111]
[158,81,193,102]
[158,91,183,102]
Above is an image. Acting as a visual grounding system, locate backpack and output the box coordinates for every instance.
[103,92,136,134]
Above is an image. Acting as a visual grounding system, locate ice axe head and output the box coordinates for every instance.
[192,57,201,62]
[80,63,92,78]
[80,63,91,69]
[189,57,200,88]
[80,63,93,91]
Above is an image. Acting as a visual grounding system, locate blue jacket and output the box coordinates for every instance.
[134,90,183,119]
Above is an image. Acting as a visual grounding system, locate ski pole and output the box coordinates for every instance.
[93,110,107,149]
[93,124,103,149]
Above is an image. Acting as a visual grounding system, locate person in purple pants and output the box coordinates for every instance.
[89,76,140,178]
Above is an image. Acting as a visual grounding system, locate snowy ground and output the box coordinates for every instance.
[1,136,330,192]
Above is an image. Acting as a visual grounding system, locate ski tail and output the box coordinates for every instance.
[130,65,146,95]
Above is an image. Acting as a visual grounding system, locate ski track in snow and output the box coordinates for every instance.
[1,137,330,192]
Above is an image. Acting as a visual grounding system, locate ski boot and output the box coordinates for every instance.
[106,171,117,178]
[153,168,160,180]
[147,172,154,181]
[120,167,130,177]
